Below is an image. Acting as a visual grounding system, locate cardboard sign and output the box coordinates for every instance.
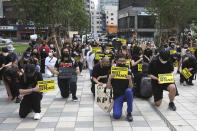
[95,53,105,60]
[38,80,55,92]
[138,64,143,71]
[126,60,130,67]
[173,61,178,67]
[170,50,177,55]
[95,84,113,113]
[92,47,102,54]
[111,67,128,79]
[181,68,192,79]
[158,73,175,84]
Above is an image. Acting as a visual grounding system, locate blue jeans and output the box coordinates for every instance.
[36,65,40,72]
[113,88,133,119]
[89,69,93,79]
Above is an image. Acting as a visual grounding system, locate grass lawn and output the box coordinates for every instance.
[13,44,29,53]
[0,43,29,53]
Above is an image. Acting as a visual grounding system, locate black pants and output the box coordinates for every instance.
[41,58,46,73]
[180,73,194,84]
[78,62,83,73]
[58,77,77,98]
[19,93,42,118]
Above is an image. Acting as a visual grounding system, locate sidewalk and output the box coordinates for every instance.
[0,69,196,131]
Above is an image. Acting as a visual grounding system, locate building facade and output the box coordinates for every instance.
[118,0,156,41]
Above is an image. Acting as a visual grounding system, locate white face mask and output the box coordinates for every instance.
[50,44,54,48]
[48,53,53,57]
[3,53,9,56]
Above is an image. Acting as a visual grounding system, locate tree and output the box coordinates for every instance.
[11,0,90,34]
[147,0,197,43]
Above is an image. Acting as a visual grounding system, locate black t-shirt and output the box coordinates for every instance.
[111,72,131,99]
[143,49,152,63]
[132,56,142,75]
[148,56,174,83]
[0,54,12,66]
[92,63,110,83]
[55,59,78,69]
[20,72,43,89]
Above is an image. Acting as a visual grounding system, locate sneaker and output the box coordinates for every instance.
[72,96,78,102]
[34,113,41,120]
[15,98,21,103]
[126,113,133,122]
[169,102,176,111]
[188,82,194,86]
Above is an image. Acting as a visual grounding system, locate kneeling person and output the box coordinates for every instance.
[148,50,176,111]
[107,54,133,121]
[19,64,43,120]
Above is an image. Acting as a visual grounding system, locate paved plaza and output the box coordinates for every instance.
[0,69,197,131]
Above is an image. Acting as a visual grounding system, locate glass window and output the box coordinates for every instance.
[138,16,155,28]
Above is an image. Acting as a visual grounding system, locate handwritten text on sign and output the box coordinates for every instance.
[138,64,143,71]
[38,80,55,92]
[158,73,175,84]
[111,67,128,79]
[182,68,192,79]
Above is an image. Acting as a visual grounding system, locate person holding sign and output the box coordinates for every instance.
[180,56,197,86]
[92,57,111,95]
[48,47,80,101]
[18,64,43,120]
[107,54,133,121]
[148,50,177,111]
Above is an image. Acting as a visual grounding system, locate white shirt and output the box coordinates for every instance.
[45,56,57,76]
[86,51,95,70]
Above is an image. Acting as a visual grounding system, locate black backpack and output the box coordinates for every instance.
[140,76,152,98]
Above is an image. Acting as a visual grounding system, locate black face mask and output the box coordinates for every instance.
[171,45,175,48]
[164,45,168,48]
[63,52,69,57]
[117,63,126,67]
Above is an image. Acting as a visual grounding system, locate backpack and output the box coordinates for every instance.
[140,76,152,98]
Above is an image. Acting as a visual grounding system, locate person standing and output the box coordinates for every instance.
[39,41,50,73]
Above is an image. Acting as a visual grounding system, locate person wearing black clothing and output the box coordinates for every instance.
[48,47,80,101]
[143,43,153,63]
[0,47,13,102]
[131,46,143,84]
[92,57,110,95]
[180,56,197,86]
[148,50,177,111]
[18,64,43,120]
[107,54,133,121]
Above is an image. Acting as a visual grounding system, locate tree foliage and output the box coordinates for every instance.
[11,0,90,33]
[147,0,197,35]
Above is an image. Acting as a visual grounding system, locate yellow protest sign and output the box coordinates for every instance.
[181,68,192,79]
[111,67,128,79]
[38,80,55,92]
[173,62,178,67]
[92,47,102,54]
[138,64,143,71]
[107,46,114,51]
[95,53,105,60]
[170,50,177,55]
[183,57,189,61]
[105,54,112,59]
[158,73,175,84]
[126,60,130,67]
[190,47,195,52]
[118,38,127,44]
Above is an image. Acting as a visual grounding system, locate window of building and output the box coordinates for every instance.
[138,16,155,29]
[111,13,114,16]
[111,18,114,20]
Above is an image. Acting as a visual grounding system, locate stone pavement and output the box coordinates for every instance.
[0,69,196,131]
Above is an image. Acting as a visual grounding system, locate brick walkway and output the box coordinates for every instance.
[0,69,196,131]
